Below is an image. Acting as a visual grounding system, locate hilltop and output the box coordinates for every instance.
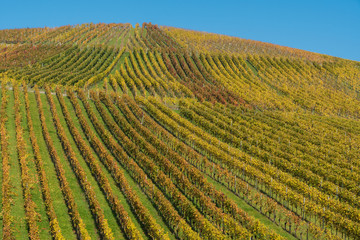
[0,23,359,239]
[1,23,359,117]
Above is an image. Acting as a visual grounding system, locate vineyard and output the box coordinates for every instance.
[0,22,359,240]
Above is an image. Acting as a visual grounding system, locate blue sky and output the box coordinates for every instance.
[1,0,359,61]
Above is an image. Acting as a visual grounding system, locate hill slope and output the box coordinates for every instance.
[0,23,359,240]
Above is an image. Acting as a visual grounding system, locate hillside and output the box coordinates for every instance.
[0,22,359,240]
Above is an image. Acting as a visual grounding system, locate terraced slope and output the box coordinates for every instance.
[0,23,359,239]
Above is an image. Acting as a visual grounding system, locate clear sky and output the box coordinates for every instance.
[1,0,359,61]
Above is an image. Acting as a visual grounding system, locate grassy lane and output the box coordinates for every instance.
[79,96,176,239]
[39,92,100,239]
[18,90,52,239]
[106,30,120,47]
[27,90,77,239]
[204,174,297,240]
[121,27,133,49]
[6,89,28,239]
[110,51,129,75]
[117,27,129,47]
